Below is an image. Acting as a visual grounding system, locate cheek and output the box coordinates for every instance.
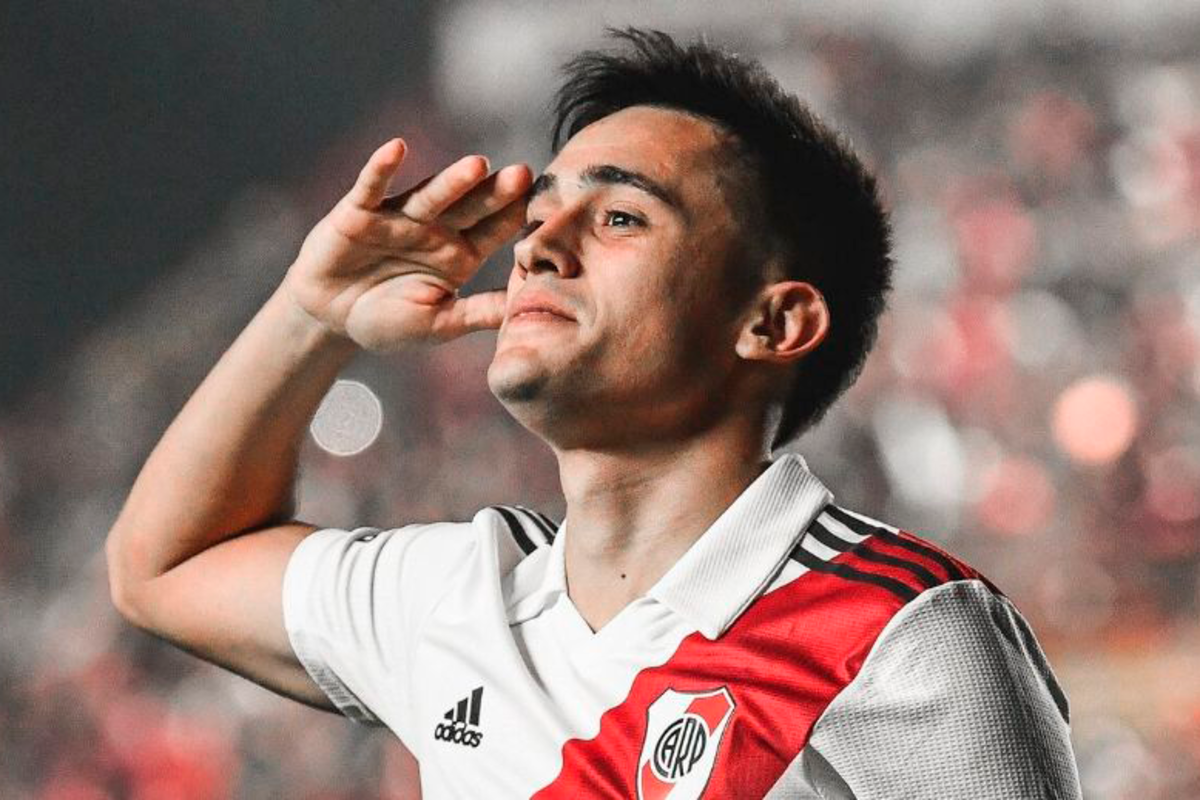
[586,241,734,371]
[601,292,708,379]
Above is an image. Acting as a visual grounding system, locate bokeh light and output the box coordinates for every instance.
[1052,376,1139,467]
[1037,561,1117,636]
[872,397,965,510]
[309,380,384,457]
[1143,447,1200,523]
[1076,718,1163,800]
[1008,290,1085,370]
[975,455,1056,537]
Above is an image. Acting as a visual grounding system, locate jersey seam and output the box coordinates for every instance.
[293,629,384,726]
[806,743,836,800]
[283,530,389,726]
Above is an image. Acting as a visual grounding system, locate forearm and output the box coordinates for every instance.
[106,286,356,597]
[100,140,521,705]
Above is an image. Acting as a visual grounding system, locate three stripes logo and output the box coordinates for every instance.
[790,504,986,602]
[492,505,557,556]
[434,687,485,748]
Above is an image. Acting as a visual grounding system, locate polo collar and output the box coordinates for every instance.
[505,454,833,639]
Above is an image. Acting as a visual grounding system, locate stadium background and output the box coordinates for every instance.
[3,1,1200,796]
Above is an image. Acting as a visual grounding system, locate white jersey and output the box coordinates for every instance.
[282,454,1081,798]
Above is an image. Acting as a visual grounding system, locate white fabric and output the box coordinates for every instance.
[282,521,483,739]
[282,454,1080,798]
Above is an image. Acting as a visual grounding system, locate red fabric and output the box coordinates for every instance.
[864,534,955,583]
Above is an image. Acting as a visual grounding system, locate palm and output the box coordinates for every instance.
[284,139,531,351]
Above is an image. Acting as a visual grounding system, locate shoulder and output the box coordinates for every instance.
[482,504,559,559]
[287,505,559,597]
[860,578,1061,708]
[779,503,1022,678]
[284,505,559,637]
[796,503,1070,720]
[292,504,558,570]
[290,520,477,572]
[806,582,1080,797]
[790,503,1002,613]
[800,509,1079,795]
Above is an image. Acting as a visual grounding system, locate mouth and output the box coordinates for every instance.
[509,309,575,324]
[506,293,578,325]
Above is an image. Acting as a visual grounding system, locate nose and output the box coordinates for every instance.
[513,210,581,280]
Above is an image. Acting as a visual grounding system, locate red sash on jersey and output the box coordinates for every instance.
[532,528,987,799]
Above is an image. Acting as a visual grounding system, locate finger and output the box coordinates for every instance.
[347,138,407,209]
[400,155,491,223]
[378,174,434,213]
[439,164,533,230]
[366,222,481,284]
[435,289,507,336]
[463,197,529,259]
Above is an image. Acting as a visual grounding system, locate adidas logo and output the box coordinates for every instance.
[433,687,485,748]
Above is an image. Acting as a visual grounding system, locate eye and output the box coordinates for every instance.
[519,219,543,238]
[604,210,644,228]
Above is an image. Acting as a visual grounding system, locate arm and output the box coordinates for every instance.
[105,138,531,707]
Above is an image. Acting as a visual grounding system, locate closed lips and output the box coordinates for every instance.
[509,294,576,321]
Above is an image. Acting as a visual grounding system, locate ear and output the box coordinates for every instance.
[735,281,830,364]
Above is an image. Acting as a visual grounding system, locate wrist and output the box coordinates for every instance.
[269,285,359,361]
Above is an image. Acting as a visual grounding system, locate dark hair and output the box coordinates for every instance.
[552,28,893,445]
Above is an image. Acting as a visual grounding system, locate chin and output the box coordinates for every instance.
[488,354,594,449]
[487,354,550,405]
[490,373,548,405]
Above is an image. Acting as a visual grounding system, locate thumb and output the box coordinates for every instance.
[441,289,507,336]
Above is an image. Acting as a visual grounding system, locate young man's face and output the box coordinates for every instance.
[488,105,759,449]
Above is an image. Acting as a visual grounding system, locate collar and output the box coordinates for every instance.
[504,454,833,639]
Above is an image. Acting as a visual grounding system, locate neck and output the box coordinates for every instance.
[553,415,768,631]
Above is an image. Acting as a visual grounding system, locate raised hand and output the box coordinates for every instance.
[284,139,532,351]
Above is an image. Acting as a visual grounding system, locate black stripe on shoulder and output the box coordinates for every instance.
[853,539,941,590]
[790,543,918,603]
[515,505,559,542]
[502,505,554,546]
[825,505,885,538]
[805,518,855,553]
[878,533,967,582]
[492,506,537,555]
[827,505,967,582]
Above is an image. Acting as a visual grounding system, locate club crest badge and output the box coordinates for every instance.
[636,686,736,800]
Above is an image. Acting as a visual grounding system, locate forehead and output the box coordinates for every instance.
[546,106,731,194]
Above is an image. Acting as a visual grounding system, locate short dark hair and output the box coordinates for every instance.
[552,28,893,445]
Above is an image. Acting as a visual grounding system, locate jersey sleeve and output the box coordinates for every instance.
[281,522,476,739]
[806,579,1081,799]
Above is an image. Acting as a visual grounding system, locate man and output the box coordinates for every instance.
[106,28,1080,798]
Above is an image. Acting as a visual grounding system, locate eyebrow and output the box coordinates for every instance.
[527,164,685,214]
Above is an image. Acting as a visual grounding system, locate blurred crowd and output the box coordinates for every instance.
[3,10,1200,799]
